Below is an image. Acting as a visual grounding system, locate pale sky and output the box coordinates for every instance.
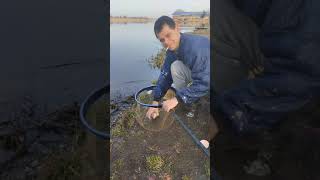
[110,0,210,18]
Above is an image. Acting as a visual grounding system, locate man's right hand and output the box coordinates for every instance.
[146,101,160,120]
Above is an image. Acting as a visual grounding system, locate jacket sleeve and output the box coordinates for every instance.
[176,47,210,104]
[152,52,175,101]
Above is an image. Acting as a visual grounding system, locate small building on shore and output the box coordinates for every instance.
[172,10,209,27]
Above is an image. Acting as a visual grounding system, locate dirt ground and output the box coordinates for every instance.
[111,96,320,180]
[0,98,108,180]
[110,96,211,179]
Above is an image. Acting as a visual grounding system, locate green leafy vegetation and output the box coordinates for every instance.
[146,155,165,173]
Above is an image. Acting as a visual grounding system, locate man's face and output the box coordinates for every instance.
[156,24,180,51]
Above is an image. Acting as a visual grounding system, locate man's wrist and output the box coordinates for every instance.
[175,95,184,104]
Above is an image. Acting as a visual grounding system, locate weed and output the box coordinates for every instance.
[113,158,124,171]
[204,160,210,177]
[124,109,136,129]
[111,124,126,137]
[147,48,166,69]
[151,79,158,85]
[146,155,165,173]
[182,175,192,180]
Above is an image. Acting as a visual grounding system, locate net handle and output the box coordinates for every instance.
[134,85,176,108]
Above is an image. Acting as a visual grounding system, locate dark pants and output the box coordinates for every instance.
[211,0,316,134]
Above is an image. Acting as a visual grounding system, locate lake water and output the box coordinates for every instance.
[110,22,195,101]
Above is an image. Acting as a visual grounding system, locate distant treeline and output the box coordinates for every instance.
[110,16,154,24]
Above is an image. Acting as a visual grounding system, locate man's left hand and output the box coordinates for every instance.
[162,97,178,112]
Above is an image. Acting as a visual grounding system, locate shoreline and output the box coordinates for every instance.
[110,17,154,24]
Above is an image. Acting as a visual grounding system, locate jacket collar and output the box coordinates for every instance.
[173,32,185,59]
[167,33,185,59]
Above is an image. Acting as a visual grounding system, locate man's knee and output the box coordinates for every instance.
[170,60,185,78]
[170,60,192,89]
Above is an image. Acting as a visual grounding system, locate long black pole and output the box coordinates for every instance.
[172,113,210,157]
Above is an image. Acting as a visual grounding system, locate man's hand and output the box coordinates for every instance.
[146,101,160,120]
[162,97,178,112]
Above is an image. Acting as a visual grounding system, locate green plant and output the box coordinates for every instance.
[124,110,136,129]
[147,48,166,69]
[151,79,158,85]
[204,160,210,177]
[111,124,126,137]
[146,155,165,173]
[113,158,124,170]
[182,175,192,180]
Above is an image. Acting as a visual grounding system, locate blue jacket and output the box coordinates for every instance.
[153,33,210,104]
[234,0,320,77]
[216,0,320,134]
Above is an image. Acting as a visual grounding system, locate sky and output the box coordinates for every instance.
[110,0,210,18]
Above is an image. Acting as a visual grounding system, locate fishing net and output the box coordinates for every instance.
[135,87,176,132]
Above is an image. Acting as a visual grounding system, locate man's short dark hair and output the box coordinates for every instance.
[154,16,176,37]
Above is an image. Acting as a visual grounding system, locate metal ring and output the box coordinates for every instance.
[135,85,176,108]
[79,84,109,139]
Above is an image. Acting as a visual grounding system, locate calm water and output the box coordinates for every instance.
[110,22,161,101]
[110,23,194,101]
